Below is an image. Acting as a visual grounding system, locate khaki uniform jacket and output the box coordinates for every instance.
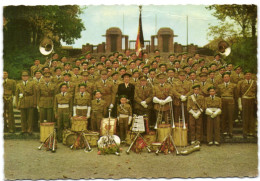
[91,99,107,116]
[147,77,159,87]
[237,79,257,98]
[76,80,94,96]
[37,82,56,108]
[57,81,76,96]
[74,92,91,106]
[134,85,153,110]
[217,82,237,99]
[187,94,205,111]
[230,73,244,84]
[205,96,222,109]
[171,79,192,106]
[51,75,63,85]
[71,74,82,84]
[117,103,132,116]
[3,78,16,99]
[200,81,213,97]
[94,79,115,105]
[152,83,172,111]
[54,92,73,115]
[16,80,37,108]
[130,78,140,86]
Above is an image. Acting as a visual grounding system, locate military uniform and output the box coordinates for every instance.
[77,80,94,97]
[200,81,213,97]
[3,78,16,132]
[205,95,222,144]
[237,79,257,137]
[37,79,56,123]
[217,81,237,136]
[16,78,37,134]
[90,98,107,131]
[117,103,132,141]
[231,72,244,84]
[30,64,43,77]
[171,79,192,123]
[74,91,91,116]
[57,81,76,97]
[51,75,63,85]
[54,92,73,142]
[187,93,205,142]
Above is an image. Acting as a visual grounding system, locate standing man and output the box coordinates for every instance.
[16,71,37,135]
[237,70,257,138]
[37,72,56,123]
[3,71,16,133]
[217,72,237,138]
[117,73,135,107]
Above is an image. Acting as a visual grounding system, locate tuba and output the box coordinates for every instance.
[39,37,54,56]
[218,40,231,57]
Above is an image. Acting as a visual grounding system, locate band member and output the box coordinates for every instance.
[73,83,91,118]
[117,95,132,142]
[16,71,37,135]
[51,67,63,85]
[117,73,135,106]
[217,72,237,138]
[37,72,55,123]
[78,71,94,97]
[187,84,205,144]
[54,83,73,142]
[172,70,192,123]
[152,73,172,125]
[237,70,257,138]
[58,73,76,97]
[134,76,153,124]
[3,71,16,133]
[90,90,107,131]
[199,72,213,97]
[31,59,43,77]
[205,86,222,146]
[94,70,115,111]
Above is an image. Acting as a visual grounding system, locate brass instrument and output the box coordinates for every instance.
[218,40,231,57]
[179,141,200,155]
[39,37,54,56]
[52,129,56,153]
[181,103,186,129]
[154,104,163,129]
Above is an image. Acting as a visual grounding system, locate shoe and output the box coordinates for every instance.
[28,132,34,136]
[223,132,228,135]
[214,141,220,146]
[191,141,196,145]
[243,134,248,139]
[208,141,213,146]
[20,132,26,135]
[229,134,233,138]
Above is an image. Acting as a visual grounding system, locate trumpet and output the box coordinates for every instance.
[52,129,56,153]
[82,132,92,153]
[38,132,52,150]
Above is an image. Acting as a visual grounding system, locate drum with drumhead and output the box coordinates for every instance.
[40,122,55,142]
[83,131,99,147]
[62,129,77,146]
[100,118,117,136]
[157,124,171,143]
[143,131,156,145]
[173,122,188,146]
[71,116,88,132]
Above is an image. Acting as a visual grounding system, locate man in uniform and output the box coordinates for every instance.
[172,70,192,123]
[152,73,173,125]
[37,72,55,123]
[188,71,200,86]
[217,72,237,138]
[94,70,115,112]
[187,84,205,144]
[77,71,94,96]
[130,70,140,86]
[147,68,158,87]
[54,83,73,142]
[199,72,213,97]
[3,71,16,133]
[167,68,176,86]
[31,59,43,77]
[16,71,37,135]
[51,67,63,85]
[231,65,244,84]
[237,70,257,138]
[134,76,153,125]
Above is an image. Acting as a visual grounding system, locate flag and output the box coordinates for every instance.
[135,6,144,57]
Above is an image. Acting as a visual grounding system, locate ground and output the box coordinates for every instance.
[4,140,258,179]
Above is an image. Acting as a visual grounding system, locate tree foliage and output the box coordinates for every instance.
[3,5,86,79]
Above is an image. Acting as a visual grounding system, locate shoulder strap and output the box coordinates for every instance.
[243,80,254,96]
[191,95,203,112]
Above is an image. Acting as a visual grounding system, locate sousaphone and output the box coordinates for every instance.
[39,37,54,55]
[218,40,231,57]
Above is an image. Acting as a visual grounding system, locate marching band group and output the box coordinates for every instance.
[3,49,257,146]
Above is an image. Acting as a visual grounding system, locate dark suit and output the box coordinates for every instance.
[117,83,135,105]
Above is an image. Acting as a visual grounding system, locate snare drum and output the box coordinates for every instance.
[143,131,156,145]
[150,142,162,152]
[71,116,88,132]
[62,129,77,146]
[84,131,99,147]
[157,124,172,143]
[100,118,117,136]
[40,122,55,142]
[173,122,188,146]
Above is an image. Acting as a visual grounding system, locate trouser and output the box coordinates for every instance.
[189,114,203,142]
[221,98,235,134]
[39,108,53,123]
[20,108,34,133]
[242,98,256,135]
[4,98,15,132]
[91,112,103,132]
[119,117,129,141]
[76,109,88,117]
[57,108,70,142]
[207,115,220,143]
[33,108,39,131]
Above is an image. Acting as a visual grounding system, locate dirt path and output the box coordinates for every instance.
[4,140,258,179]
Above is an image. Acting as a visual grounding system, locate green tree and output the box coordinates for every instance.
[3,5,86,79]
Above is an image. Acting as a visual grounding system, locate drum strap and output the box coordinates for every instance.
[120,104,128,113]
[191,95,203,112]
[243,80,254,97]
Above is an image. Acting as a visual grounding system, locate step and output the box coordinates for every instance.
[4,132,40,140]
[221,134,257,143]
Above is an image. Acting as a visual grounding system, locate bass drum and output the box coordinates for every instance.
[97,135,121,149]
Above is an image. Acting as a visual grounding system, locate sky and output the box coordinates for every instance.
[62,5,220,48]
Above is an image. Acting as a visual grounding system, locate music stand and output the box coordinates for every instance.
[126,115,151,154]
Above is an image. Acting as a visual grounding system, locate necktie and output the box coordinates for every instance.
[97,99,100,103]
[46,83,48,87]
[143,86,144,90]
[24,81,27,86]
[4,79,7,84]
[161,84,163,87]
[81,93,83,97]
[63,92,65,97]
[212,79,214,83]
[211,96,214,100]
[226,83,228,88]
[248,80,250,84]
[202,82,205,86]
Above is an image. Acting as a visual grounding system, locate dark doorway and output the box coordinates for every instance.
[162,35,170,52]
[111,35,118,52]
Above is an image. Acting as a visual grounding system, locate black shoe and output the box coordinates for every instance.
[28,132,34,136]
[20,132,26,135]
[243,134,247,139]
[229,134,233,138]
